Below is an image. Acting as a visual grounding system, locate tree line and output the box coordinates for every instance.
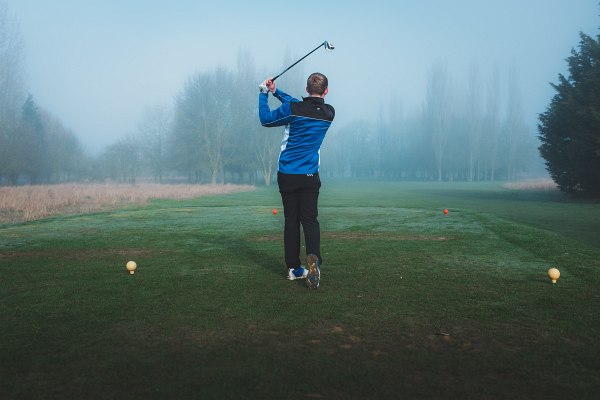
[1,1,540,187]
[322,62,538,181]
[0,2,86,185]
[98,56,538,185]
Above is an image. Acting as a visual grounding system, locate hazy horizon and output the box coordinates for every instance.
[5,0,600,153]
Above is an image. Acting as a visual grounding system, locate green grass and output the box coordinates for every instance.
[1,180,599,399]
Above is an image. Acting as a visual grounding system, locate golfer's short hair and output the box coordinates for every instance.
[307,73,328,95]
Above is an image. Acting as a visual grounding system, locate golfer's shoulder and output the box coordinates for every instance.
[290,101,334,122]
[326,103,335,118]
[320,103,335,121]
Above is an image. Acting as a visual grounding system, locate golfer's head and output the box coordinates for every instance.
[307,73,328,97]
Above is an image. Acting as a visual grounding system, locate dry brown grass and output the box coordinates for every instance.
[0,183,255,223]
[502,178,558,191]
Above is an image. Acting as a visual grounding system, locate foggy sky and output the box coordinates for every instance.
[5,0,600,153]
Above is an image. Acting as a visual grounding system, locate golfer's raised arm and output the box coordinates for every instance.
[258,78,297,127]
[272,88,296,104]
[258,93,292,127]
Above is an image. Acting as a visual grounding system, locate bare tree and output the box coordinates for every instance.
[251,128,279,185]
[102,135,141,183]
[0,1,25,117]
[375,94,404,178]
[40,109,84,183]
[201,68,236,184]
[234,49,279,185]
[466,63,483,181]
[171,80,205,182]
[424,61,452,181]
[320,126,346,177]
[336,120,377,177]
[0,1,26,184]
[137,105,172,183]
[504,66,529,181]
[172,69,236,184]
[483,68,501,180]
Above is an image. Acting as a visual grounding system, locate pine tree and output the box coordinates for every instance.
[538,31,600,197]
[20,94,47,182]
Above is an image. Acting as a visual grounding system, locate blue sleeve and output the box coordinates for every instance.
[273,88,298,104]
[258,88,299,127]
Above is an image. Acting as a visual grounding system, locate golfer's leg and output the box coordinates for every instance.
[278,173,302,268]
[299,174,321,264]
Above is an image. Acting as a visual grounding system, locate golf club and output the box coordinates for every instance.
[271,40,334,82]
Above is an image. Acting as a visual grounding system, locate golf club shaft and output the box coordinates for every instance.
[272,42,325,82]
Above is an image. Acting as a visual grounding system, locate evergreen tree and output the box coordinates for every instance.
[538,31,600,197]
[20,94,47,182]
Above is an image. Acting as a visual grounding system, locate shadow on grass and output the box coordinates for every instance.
[232,237,283,277]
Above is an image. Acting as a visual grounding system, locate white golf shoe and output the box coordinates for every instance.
[287,266,308,281]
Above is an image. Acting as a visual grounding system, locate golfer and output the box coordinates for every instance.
[258,73,335,288]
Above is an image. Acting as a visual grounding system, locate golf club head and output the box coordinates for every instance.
[324,41,335,51]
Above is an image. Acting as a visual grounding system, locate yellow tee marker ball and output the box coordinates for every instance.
[126,261,137,275]
[547,268,560,284]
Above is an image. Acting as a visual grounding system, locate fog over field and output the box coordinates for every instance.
[5,1,596,148]
[2,0,599,184]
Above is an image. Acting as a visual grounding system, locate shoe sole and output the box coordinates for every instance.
[306,254,320,289]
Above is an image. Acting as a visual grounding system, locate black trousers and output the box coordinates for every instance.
[277,172,321,269]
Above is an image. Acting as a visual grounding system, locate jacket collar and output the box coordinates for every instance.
[302,96,325,104]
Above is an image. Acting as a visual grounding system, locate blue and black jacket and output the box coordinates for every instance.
[259,89,335,174]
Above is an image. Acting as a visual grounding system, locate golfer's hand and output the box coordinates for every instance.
[259,78,275,94]
[259,80,269,94]
[266,78,276,93]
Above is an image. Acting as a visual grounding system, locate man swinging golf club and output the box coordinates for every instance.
[258,72,335,289]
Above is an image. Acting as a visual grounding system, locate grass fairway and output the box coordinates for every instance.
[1,180,599,399]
